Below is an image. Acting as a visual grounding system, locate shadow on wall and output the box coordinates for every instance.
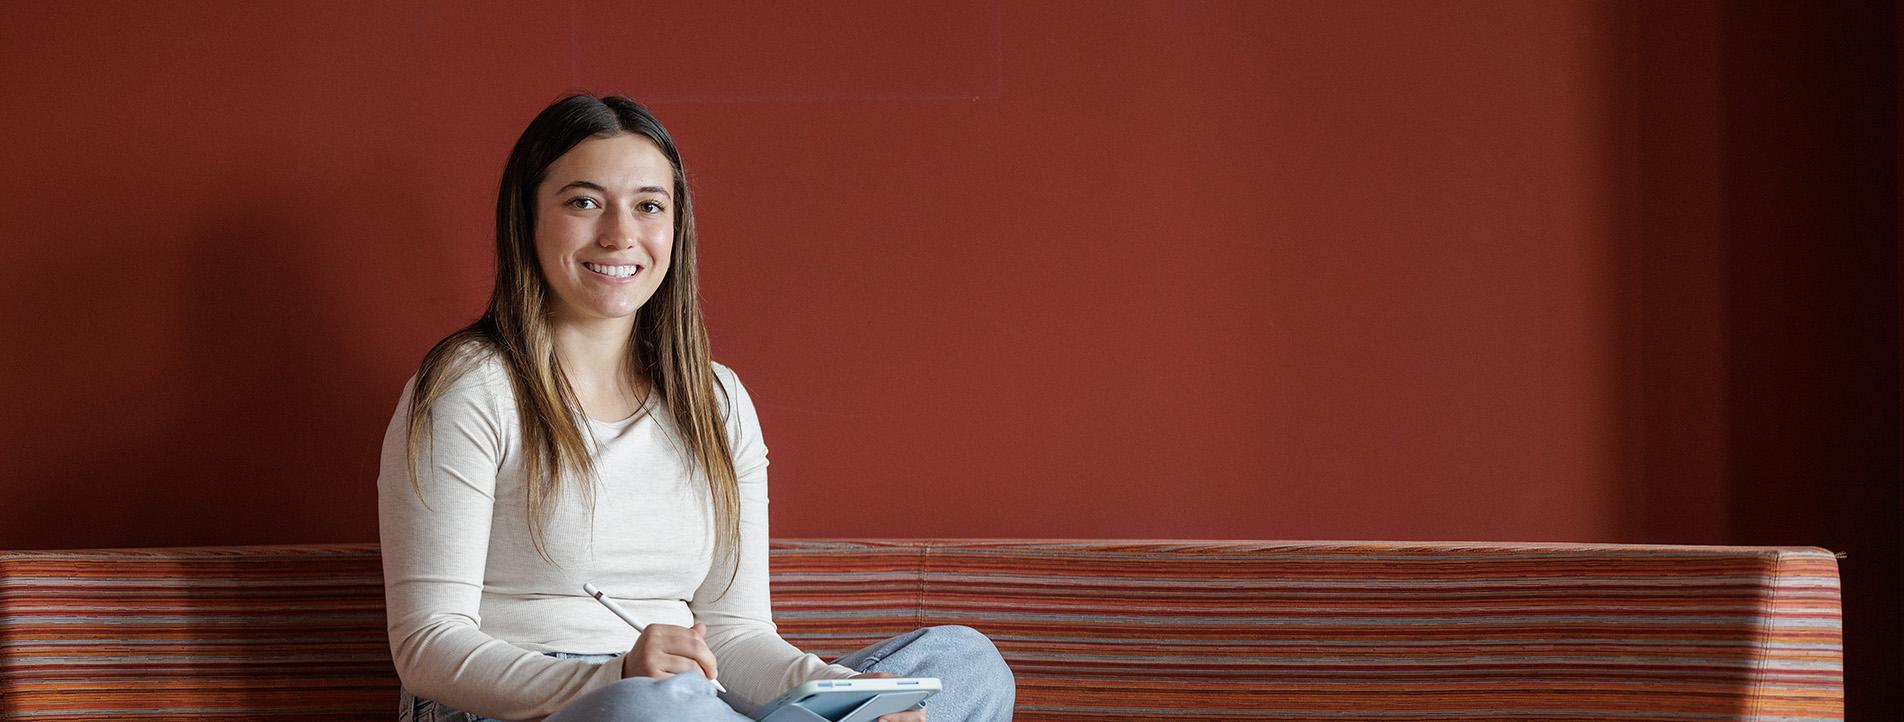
[1609,1,1898,719]
[11,153,429,549]
[1713,4,1899,721]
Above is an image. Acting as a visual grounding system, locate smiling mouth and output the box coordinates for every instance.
[583,262,643,279]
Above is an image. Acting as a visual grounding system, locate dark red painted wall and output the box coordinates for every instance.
[1,1,1895,716]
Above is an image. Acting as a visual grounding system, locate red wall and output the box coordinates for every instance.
[2,1,1896,715]
[3,1,1647,546]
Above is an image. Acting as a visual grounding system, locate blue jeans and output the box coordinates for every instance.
[400,625,1016,722]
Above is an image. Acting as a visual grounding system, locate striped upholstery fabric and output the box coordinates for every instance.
[769,541,1842,722]
[0,541,1841,721]
[0,545,392,720]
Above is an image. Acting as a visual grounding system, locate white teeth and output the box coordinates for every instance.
[584,262,640,278]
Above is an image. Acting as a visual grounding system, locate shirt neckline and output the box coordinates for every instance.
[585,393,657,429]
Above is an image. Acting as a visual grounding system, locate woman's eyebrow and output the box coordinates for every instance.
[554,180,671,198]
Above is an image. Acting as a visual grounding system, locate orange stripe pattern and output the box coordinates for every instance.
[768,540,1842,721]
[0,540,1842,720]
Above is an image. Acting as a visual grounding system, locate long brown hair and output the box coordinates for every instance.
[404,94,740,573]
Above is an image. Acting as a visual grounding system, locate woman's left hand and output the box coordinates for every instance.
[852,672,926,722]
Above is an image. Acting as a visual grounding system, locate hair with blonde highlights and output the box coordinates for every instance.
[404,94,740,574]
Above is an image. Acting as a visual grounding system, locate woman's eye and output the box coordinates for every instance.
[566,197,600,210]
[639,201,665,214]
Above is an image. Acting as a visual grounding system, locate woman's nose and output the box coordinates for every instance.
[597,207,639,249]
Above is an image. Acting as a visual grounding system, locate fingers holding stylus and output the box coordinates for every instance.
[686,623,719,682]
[622,622,719,683]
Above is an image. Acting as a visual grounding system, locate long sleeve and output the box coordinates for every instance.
[690,365,860,714]
[376,363,623,721]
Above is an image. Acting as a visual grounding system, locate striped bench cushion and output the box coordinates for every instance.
[0,541,1841,720]
[0,545,390,720]
[768,540,1842,722]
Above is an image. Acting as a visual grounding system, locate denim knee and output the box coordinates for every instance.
[924,626,1015,697]
[921,624,1012,720]
[924,625,1006,664]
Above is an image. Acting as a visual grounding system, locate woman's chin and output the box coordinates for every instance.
[547,286,660,325]
[594,307,643,321]
[551,304,646,325]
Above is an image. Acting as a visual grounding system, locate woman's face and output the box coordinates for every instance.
[533,133,676,325]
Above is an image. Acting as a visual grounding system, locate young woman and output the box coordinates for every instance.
[377,94,1015,721]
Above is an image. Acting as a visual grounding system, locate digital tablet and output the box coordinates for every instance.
[748,677,941,722]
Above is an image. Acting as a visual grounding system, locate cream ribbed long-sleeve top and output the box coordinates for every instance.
[376,352,857,721]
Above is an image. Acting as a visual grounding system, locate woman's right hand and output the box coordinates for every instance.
[621,622,719,683]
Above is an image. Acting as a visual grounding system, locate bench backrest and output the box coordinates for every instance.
[0,540,1842,720]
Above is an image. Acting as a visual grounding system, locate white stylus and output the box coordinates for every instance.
[582,582,728,693]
